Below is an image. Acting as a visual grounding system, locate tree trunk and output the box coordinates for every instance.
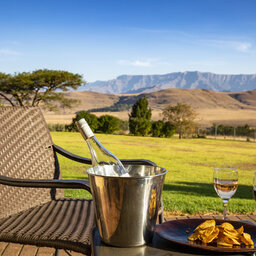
[0,93,15,106]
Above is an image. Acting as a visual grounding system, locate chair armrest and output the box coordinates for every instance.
[53,144,92,164]
[0,175,91,193]
[53,144,157,166]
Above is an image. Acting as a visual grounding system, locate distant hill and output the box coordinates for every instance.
[60,88,256,113]
[43,88,256,127]
[83,71,256,94]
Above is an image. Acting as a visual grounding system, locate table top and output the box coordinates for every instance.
[92,215,256,256]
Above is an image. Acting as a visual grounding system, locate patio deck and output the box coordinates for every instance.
[1,214,255,256]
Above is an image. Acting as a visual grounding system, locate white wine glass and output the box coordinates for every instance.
[213,168,238,220]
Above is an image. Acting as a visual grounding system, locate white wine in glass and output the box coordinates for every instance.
[213,168,238,220]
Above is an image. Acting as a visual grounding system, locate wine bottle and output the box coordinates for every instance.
[76,118,128,176]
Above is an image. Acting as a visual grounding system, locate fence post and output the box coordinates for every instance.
[215,124,217,139]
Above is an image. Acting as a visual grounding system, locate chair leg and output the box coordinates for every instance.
[54,249,60,256]
[54,249,73,256]
[64,250,73,256]
[54,249,72,256]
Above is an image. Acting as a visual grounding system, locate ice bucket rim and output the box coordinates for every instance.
[86,165,167,179]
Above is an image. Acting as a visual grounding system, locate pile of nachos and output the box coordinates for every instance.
[188,220,254,248]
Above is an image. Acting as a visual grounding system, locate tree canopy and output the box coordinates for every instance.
[129,97,152,136]
[98,115,120,134]
[0,69,84,111]
[151,120,176,138]
[162,103,197,139]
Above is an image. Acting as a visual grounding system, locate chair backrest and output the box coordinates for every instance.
[0,106,63,219]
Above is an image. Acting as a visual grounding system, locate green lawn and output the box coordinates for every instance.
[51,132,256,215]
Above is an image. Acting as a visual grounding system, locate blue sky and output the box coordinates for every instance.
[0,0,256,82]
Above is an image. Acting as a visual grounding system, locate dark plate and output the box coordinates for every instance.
[155,218,256,253]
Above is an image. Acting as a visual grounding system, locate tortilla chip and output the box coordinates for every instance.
[223,230,239,239]
[236,226,244,235]
[240,233,254,245]
[219,222,235,231]
[217,240,233,247]
[188,231,199,241]
[202,227,219,243]
[195,220,215,230]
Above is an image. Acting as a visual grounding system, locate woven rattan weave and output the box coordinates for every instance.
[0,107,63,219]
[0,199,94,254]
[0,107,94,255]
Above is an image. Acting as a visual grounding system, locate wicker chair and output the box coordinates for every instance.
[0,106,161,255]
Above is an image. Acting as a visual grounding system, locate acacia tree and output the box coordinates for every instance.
[129,97,152,136]
[162,103,197,139]
[0,69,84,111]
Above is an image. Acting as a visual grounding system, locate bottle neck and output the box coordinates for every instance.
[76,119,94,140]
[75,118,127,176]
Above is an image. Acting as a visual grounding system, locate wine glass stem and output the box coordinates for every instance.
[223,199,229,220]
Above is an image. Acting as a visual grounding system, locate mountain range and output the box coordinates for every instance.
[84,71,256,94]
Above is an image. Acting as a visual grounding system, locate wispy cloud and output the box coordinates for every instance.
[235,42,252,52]
[128,27,254,54]
[117,58,172,68]
[118,59,152,67]
[202,39,252,53]
[0,48,22,56]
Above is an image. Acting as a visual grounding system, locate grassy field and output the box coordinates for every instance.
[51,132,256,215]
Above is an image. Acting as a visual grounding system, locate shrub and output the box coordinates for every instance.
[119,120,129,132]
[150,121,175,138]
[70,111,99,132]
[97,115,120,134]
[151,120,164,137]
[162,122,176,138]
[48,124,70,132]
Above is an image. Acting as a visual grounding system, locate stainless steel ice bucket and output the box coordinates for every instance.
[87,164,167,247]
